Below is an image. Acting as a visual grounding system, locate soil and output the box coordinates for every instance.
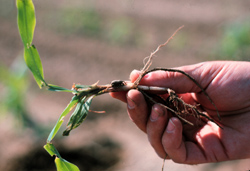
[0,0,250,170]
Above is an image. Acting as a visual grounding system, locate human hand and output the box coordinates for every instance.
[110,61,250,164]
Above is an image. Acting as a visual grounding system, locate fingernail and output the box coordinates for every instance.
[127,94,136,109]
[132,69,140,73]
[166,118,175,133]
[150,104,164,122]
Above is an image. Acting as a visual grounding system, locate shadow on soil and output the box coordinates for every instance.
[7,136,121,171]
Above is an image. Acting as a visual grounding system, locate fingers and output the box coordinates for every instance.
[109,70,141,103]
[146,104,168,158]
[162,117,208,164]
[130,63,218,94]
[139,69,201,94]
[161,117,187,162]
[110,64,205,102]
[112,62,223,104]
[147,113,209,164]
[146,112,187,161]
[126,89,149,133]
[125,90,225,164]
[129,69,141,82]
[110,91,127,103]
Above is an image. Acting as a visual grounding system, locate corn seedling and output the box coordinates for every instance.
[16,1,221,170]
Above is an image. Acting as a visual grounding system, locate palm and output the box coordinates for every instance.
[167,62,250,162]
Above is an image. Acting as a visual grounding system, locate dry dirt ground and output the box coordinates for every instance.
[0,0,250,170]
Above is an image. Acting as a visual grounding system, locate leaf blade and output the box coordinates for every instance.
[63,96,94,136]
[16,0,36,47]
[24,45,46,88]
[44,143,61,158]
[48,84,77,93]
[44,143,80,171]
[55,157,80,171]
[47,96,80,142]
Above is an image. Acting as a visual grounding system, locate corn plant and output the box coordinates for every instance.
[0,58,45,135]
[217,17,250,61]
[16,1,221,170]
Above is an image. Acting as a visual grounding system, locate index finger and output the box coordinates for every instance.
[131,64,209,94]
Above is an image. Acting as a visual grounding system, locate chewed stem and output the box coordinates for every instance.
[74,25,221,129]
[95,82,171,94]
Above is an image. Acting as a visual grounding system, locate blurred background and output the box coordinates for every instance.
[0,0,250,170]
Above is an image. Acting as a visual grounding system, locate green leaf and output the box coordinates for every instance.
[24,45,46,88]
[55,157,80,171]
[44,143,61,158]
[17,0,46,88]
[16,0,36,47]
[48,84,78,93]
[44,143,80,171]
[63,96,94,136]
[74,84,92,89]
[47,96,80,142]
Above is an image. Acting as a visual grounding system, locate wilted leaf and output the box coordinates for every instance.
[24,45,46,88]
[63,96,94,136]
[16,0,36,47]
[76,95,94,125]
[62,100,83,136]
[47,96,80,143]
